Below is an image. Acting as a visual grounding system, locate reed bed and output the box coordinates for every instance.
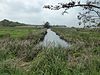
[0,27,100,75]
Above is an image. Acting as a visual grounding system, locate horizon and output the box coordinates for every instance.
[0,19,75,27]
[0,0,85,27]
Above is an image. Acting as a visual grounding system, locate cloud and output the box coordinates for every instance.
[0,0,83,27]
[0,0,43,14]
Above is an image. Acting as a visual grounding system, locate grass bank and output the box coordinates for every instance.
[0,27,47,75]
[0,27,100,75]
[52,28,100,75]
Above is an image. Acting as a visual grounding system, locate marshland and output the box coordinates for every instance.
[0,0,100,75]
[0,22,100,75]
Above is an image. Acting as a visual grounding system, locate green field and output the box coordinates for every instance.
[0,27,45,38]
[52,28,100,75]
[0,27,47,75]
[0,27,100,75]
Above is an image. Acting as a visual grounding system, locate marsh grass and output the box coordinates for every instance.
[28,47,69,75]
[52,28,100,75]
[0,27,47,75]
[0,27,100,75]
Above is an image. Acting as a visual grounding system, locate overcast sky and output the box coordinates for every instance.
[0,0,89,27]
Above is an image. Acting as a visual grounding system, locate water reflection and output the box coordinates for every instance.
[40,29,68,48]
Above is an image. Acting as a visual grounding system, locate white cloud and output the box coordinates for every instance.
[0,0,86,27]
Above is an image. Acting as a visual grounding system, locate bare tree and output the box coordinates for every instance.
[44,0,100,26]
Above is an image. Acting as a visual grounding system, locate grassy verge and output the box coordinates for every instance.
[0,27,100,75]
[51,28,100,75]
[0,27,46,75]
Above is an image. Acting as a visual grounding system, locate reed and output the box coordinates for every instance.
[0,27,100,75]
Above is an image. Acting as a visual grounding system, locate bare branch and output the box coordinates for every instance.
[44,0,100,26]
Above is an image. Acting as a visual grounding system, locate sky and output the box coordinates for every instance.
[0,0,93,27]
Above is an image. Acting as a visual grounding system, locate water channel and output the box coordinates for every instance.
[39,29,69,48]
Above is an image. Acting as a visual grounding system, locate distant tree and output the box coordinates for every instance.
[86,25,91,28]
[0,19,26,27]
[0,19,10,26]
[44,22,51,28]
[9,22,16,27]
[44,0,100,26]
[97,23,100,27]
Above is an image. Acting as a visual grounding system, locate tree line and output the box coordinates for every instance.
[0,19,26,27]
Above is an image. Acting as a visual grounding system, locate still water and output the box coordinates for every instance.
[40,29,68,48]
